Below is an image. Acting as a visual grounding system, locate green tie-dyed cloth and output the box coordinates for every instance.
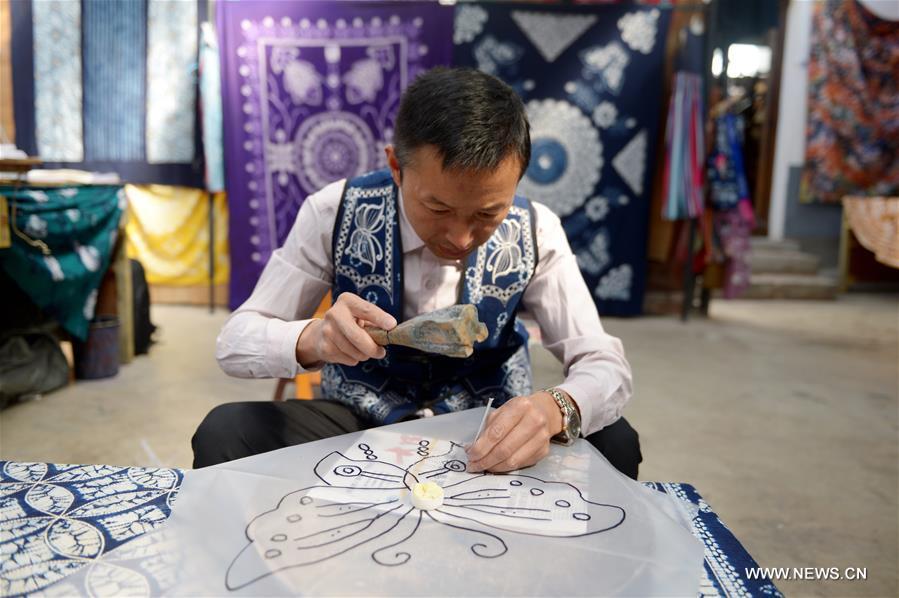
[0,185,124,340]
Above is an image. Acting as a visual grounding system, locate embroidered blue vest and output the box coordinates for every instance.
[321,169,538,424]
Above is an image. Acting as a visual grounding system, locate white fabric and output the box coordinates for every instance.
[216,179,633,435]
[85,411,702,596]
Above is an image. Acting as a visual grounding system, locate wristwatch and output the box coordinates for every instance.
[544,387,581,446]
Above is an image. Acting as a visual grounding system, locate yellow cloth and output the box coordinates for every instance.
[125,184,229,285]
[0,0,15,142]
[842,196,899,270]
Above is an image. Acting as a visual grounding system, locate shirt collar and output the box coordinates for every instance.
[397,188,425,253]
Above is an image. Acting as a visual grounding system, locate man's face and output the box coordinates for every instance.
[385,145,521,261]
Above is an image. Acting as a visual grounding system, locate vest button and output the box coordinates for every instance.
[424,279,435,290]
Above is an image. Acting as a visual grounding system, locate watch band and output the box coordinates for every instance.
[544,387,581,446]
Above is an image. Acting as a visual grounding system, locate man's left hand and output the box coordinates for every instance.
[466,392,563,473]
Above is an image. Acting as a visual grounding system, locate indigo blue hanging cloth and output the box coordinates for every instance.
[453,3,671,316]
[9,0,205,187]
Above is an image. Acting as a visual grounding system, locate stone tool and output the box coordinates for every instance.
[364,303,488,358]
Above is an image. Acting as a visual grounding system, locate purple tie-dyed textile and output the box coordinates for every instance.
[218,1,452,309]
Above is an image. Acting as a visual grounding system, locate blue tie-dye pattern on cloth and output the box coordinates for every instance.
[9,0,204,187]
[82,0,148,162]
[0,461,182,598]
[453,3,671,316]
[0,460,780,597]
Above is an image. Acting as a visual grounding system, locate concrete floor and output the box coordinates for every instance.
[1,295,896,597]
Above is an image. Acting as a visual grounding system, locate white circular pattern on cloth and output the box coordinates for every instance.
[25,214,48,239]
[294,111,377,191]
[617,9,660,55]
[454,4,488,45]
[576,230,611,275]
[595,264,633,301]
[592,101,618,129]
[75,242,101,272]
[585,195,610,221]
[517,99,602,217]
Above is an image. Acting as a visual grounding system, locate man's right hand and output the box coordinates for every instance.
[295,293,397,368]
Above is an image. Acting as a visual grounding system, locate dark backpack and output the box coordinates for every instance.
[131,259,156,355]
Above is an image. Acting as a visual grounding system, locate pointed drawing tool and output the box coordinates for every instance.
[471,397,495,446]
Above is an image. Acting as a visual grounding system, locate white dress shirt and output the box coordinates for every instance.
[216,179,633,436]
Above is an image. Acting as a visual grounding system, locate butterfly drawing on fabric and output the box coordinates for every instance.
[225,441,626,590]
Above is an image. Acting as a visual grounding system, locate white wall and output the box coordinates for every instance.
[768,0,814,241]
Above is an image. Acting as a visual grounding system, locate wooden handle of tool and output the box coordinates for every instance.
[364,326,390,346]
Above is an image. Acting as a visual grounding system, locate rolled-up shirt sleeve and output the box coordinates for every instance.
[522,202,634,436]
[215,180,343,379]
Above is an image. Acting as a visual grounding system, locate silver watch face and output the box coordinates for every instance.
[565,406,581,439]
[549,389,581,442]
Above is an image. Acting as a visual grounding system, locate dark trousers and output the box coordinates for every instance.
[191,399,643,479]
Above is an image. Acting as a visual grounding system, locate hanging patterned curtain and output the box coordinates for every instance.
[218,1,453,309]
[801,0,899,204]
[124,185,229,286]
[200,22,225,194]
[707,112,755,299]
[9,0,204,187]
[708,113,755,214]
[662,72,705,221]
[454,3,671,316]
[0,0,15,143]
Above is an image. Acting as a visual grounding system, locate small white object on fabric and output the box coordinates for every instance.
[410,481,444,510]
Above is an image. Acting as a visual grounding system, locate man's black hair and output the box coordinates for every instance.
[393,67,531,178]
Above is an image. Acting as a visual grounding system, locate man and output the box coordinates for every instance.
[194,68,641,478]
